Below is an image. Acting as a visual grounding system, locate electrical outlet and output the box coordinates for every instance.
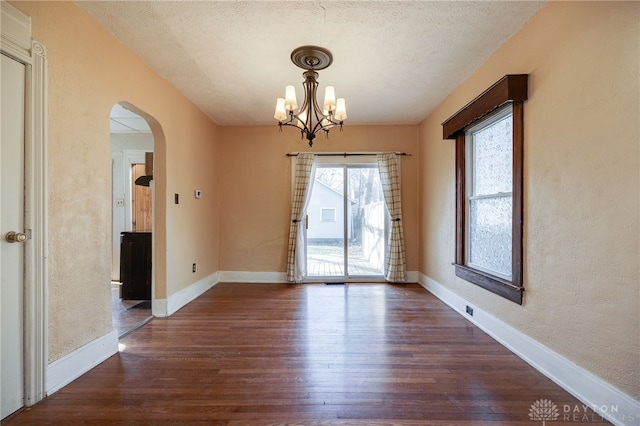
[466,305,474,316]
[192,263,196,273]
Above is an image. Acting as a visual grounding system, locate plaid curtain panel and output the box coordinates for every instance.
[377,153,407,282]
[286,153,316,282]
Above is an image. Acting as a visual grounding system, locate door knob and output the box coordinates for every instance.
[5,231,27,243]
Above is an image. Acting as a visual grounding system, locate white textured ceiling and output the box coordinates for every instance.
[79,1,545,126]
[110,104,151,133]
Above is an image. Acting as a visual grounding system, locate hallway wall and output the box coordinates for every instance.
[11,1,222,362]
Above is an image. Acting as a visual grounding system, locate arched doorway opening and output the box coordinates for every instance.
[110,102,162,337]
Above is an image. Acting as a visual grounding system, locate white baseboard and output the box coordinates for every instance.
[419,273,640,426]
[152,268,416,317]
[152,298,168,318]
[136,269,416,318]
[405,270,419,283]
[217,270,419,284]
[46,330,118,396]
[218,271,287,283]
[161,272,220,317]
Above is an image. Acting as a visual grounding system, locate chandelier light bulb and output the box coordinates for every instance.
[274,98,287,121]
[284,85,298,111]
[323,86,336,112]
[335,98,347,121]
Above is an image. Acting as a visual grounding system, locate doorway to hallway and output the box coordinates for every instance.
[110,103,154,337]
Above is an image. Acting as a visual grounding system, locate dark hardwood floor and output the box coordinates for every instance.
[6,283,609,425]
[111,284,153,338]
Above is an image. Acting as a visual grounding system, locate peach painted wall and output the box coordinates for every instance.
[217,126,419,274]
[419,1,639,398]
[11,1,221,362]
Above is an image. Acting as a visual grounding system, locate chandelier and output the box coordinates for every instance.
[274,46,347,147]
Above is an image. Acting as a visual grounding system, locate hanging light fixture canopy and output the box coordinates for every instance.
[274,46,347,147]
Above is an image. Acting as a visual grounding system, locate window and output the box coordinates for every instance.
[467,107,513,279]
[442,75,527,304]
[321,208,336,222]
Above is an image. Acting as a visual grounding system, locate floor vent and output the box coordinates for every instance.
[325,282,345,285]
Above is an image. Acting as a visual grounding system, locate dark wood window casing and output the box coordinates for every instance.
[442,74,527,304]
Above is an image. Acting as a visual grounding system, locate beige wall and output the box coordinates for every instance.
[218,126,419,274]
[12,1,221,362]
[419,1,639,399]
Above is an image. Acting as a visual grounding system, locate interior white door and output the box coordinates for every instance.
[1,52,26,419]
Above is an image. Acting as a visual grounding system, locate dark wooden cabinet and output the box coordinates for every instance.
[119,232,152,300]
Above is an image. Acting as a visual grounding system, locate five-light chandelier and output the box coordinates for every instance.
[274,46,347,147]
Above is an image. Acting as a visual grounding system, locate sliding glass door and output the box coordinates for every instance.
[305,162,386,280]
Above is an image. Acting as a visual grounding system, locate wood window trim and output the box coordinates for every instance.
[442,74,527,304]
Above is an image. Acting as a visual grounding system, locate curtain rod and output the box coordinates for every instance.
[286,152,411,157]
